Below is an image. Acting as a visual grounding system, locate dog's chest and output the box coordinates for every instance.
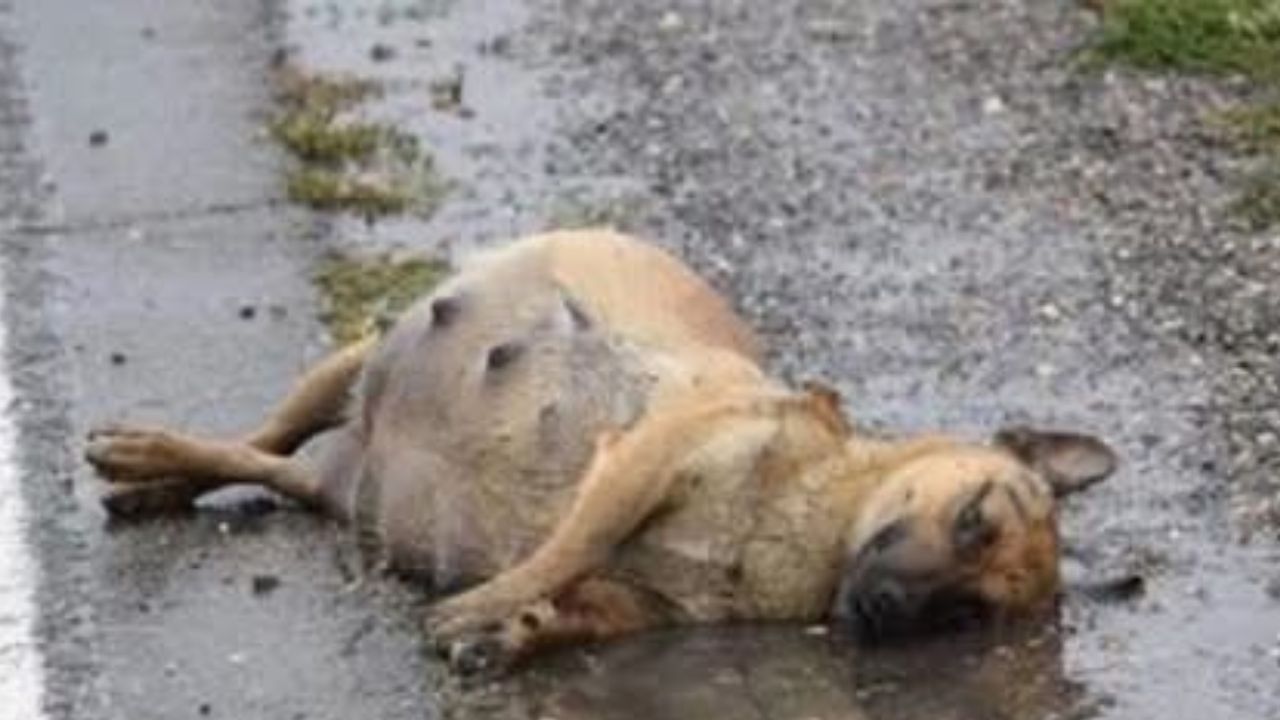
[612,417,849,621]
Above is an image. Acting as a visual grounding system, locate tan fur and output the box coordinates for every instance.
[84,230,1113,672]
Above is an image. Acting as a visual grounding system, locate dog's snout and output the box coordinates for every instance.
[867,579,905,616]
[837,574,911,642]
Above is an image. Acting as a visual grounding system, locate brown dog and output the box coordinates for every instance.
[85,230,1116,673]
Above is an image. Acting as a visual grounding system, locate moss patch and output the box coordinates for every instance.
[1220,100,1280,153]
[1232,164,1280,229]
[271,113,385,165]
[275,69,378,113]
[285,168,413,216]
[1089,0,1280,78]
[314,254,451,345]
[269,66,449,218]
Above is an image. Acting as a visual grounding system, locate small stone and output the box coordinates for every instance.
[238,305,257,320]
[658,11,682,31]
[109,352,127,366]
[198,702,212,716]
[480,35,510,56]
[982,96,1006,115]
[370,43,396,62]
[803,624,829,636]
[430,70,465,111]
[251,574,281,596]
[88,130,109,147]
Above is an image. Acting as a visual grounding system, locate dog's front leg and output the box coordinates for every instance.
[440,578,672,675]
[425,395,759,648]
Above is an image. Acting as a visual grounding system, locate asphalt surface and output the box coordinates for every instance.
[1,0,1278,719]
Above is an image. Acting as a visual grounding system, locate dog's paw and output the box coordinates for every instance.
[424,597,501,642]
[424,580,528,635]
[440,629,515,677]
[85,425,196,482]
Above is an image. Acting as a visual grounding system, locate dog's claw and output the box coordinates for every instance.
[447,633,510,677]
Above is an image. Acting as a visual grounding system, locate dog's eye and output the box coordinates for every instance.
[953,483,998,557]
[867,520,908,555]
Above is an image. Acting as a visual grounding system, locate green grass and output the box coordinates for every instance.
[1090,0,1280,79]
[314,254,451,345]
[1088,0,1280,229]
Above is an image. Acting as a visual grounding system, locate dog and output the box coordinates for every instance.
[85,230,1117,674]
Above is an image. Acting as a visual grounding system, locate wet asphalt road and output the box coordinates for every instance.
[3,1,433,718]
[2,0,1279,719]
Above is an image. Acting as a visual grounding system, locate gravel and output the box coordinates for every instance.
[286,1,1280,717]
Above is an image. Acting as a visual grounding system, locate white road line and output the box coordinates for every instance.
[0,277,46,719]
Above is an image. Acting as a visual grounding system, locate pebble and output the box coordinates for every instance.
[88,130,109,147]
[251,574,281,596]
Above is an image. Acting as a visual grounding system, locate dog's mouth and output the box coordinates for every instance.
[841,584,993,644]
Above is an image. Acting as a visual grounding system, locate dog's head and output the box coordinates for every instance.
[832,427,1115,641]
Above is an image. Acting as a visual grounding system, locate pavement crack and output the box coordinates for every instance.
[9,197,287,236]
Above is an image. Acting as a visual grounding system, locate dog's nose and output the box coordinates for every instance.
[842,576,909,641]
[865,578,906,618]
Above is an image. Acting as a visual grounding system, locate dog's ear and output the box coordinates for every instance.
[800,381,851,435]
[992,426,1117,498]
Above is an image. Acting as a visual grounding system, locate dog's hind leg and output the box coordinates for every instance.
[242,337,375,454]
[86,338,373,517]
[87,426,325,515]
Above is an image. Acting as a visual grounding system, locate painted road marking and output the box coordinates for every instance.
[0,275,46,719]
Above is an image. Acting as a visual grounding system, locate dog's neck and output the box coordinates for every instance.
[822,432,962,523]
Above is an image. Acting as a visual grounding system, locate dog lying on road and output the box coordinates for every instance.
[86,230,1117,673]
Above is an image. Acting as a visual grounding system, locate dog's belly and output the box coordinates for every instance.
[350,277,655,586]
[321,230,760,588]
